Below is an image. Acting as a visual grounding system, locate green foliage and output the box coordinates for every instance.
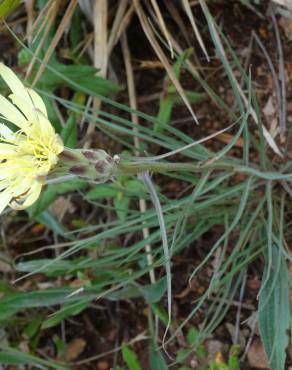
[0,347,68,369]
[176,327,206,365]
[122,344,142,370]
[1,1,291,369]
[155,48,206,133]
[175,327,240,370]
[36,62,121,97]
[42,301,89,329]
[0,0,21,20]
[259,245,290,370]
[87,177,147,222]
[150,345,168,370]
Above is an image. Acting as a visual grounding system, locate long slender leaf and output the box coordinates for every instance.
[259,245,290,370]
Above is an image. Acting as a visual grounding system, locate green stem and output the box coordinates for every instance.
[115,160,292,181]
[116,160,233,175]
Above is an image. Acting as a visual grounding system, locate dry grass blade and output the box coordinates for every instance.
[252,31,282,139]
[24,0,35,45]
[107,0,128,55]
[32,0,78,85]
[182,0,210,62]
[121,33,140,153]
[164,0,191,45]
[121,31,156,284]
[76,33,94,60]
[27,0,53,38]
[134,0,199,125]
[26,1,59,78]
[84,0,108,148]
[150,0,174,58]
[112,3,135,51]
[237,72,282,157]
[199,0,283,157]
[93,0,108,78]
[30,0,56,45]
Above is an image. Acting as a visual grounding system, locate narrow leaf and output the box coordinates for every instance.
[122,344,142,370]
[259,245,290,370]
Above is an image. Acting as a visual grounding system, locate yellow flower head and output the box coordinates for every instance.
[0,63,64,213]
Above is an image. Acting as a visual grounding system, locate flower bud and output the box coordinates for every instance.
[58,148,115,183]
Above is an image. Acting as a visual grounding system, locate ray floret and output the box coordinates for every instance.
[0,63,64,213]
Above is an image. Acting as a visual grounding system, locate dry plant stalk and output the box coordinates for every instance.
[121,32,156,284]
[24,0,35,44]
[26,0,59,78]
[150,0,174,57]
[107,0,129,55]
[133,0,199,125]
[181,0,210,61]
[84,0,108,149]
[32,0,78,85]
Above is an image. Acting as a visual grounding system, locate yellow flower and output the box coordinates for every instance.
[0,63,64,213]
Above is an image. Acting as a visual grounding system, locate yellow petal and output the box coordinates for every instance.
[0,190,12,214]
[0,180,9,191]
[9,94,55,136]
[37,115,56,135]
[0,143,17,157]
[27,88,48,117]
[0,63,32,108]
[0,160,33,177]
[52,134,64,154]
[10,181,42,210]
[10,178,33,197]
[0,123,14,139]
[9,94,38,124]
[0,95,29,131]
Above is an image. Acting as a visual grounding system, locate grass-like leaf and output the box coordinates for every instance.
[259,245,290,370]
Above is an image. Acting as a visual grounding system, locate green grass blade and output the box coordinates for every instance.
[259,245,290,370]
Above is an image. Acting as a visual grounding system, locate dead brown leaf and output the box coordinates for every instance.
[263,96,278,138]
[216,133,244,148]
[279,16,292,40]
[50,196,76,221]
[64,338,86,362]
[96,361,110,370]
[247,338,269,369]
